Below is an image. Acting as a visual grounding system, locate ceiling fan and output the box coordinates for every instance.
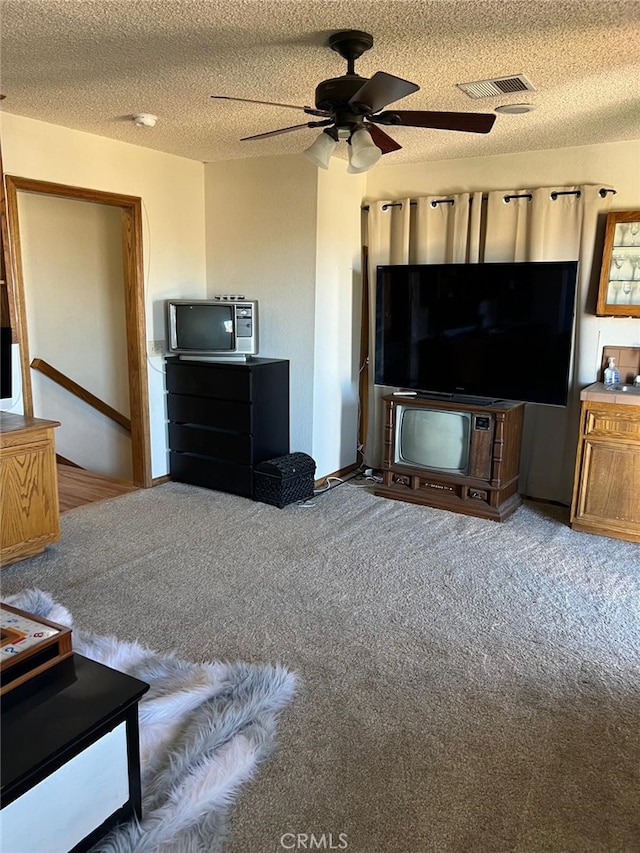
[212,30,496,171]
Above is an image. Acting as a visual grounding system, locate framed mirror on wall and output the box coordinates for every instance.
[596,210,640,317]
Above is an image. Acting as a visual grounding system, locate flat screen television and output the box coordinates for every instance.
[166,299,258,358]
[375,261,578,406]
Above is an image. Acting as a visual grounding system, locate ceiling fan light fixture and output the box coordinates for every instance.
[346,158,371,175]
[303,129,338,169]
[348,127,382,172]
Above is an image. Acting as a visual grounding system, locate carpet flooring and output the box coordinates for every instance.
[1,480,638,853]
[4,588,296,853]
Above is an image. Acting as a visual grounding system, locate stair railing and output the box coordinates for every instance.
[30,358,131,432]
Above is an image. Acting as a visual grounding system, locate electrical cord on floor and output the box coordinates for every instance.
[353,468,384,485]
[297,476,348,507]
[297,468,381,508]
[313,475,346,493]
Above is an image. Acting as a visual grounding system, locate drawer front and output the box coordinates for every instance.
[167,393,251,432]
[170,452,253,497]
[168,423,252,463]
[166,361,251,401]
[584,407,640,439]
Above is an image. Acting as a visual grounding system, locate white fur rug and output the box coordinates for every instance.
[4,589,297,853]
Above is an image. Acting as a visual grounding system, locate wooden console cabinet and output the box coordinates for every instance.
[0,412,60,566]
[166,357,289,497]
[570,384,640,543]
[375,395,525,521]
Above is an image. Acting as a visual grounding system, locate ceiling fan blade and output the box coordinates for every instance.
[240,119,334,141]
[212,95,332,118]
[349,71,419,114]
[370,110,496,134]
[366,123,402,154]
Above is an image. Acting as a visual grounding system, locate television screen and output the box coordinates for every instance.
[174,303,234,351]
[396,407,471,473]
[375,261,578,406]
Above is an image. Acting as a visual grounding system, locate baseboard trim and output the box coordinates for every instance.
[158,468,360,490]
[152,475,171,486]
[314,462,360,488]
[522,494,570,508]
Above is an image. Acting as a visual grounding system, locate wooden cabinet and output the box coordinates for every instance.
[165,357,289,497]
[1,412,61,566]
[570,385,640,542]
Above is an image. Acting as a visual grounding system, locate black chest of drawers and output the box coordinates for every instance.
[165,357,290,497]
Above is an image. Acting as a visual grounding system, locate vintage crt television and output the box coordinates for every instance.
[377,393,526,521]
[166,299,258,359]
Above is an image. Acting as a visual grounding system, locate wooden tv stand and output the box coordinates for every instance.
[375,395,525,521]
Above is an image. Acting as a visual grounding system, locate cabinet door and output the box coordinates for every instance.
[0,438,60,562]
[574,438,640,536]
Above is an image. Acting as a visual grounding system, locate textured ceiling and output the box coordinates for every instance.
[1,0,639,166]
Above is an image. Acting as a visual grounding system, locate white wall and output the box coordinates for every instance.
[18,193,132,479]
[0,112,207,478]
[204,154,319,460]
[204,153,366,478]
[366,140,640,378]
[314,161,366,476]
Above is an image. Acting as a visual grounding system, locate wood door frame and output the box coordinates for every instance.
[4,175,152,488]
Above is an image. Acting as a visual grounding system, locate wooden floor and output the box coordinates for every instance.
[57,465,138,513]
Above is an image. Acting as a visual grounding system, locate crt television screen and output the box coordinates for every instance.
[397,407,471,473]
[175,303,234,351]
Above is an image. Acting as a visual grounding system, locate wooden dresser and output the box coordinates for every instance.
[570,383,640,543]
[0,412,61,566]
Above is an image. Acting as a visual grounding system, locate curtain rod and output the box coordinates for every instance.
[362,187,617,212]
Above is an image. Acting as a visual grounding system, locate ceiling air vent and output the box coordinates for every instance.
[456,74,536,99]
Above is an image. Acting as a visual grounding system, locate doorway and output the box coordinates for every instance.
[4,176,152,488]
